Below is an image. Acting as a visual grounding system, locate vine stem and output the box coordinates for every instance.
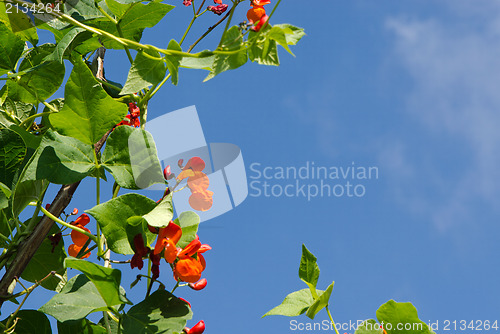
[325,306,340,334]
[38,206,98,243]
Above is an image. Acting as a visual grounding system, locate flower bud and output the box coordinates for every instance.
[71,208,79,215]
[189,320,205,334]
[163,165,174,180]
[208,4,228,15]
[188,278,207,291]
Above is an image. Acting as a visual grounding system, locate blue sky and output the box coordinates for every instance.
[5,0,500,333]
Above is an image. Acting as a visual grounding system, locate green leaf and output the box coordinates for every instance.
[248,30,279,66]
[2,310,52,334]
[0,4,39,45]
[205,26,247,81]
[9,124,42,149]
[58,319,107,334]
[40,274,110,322]
[0,182,10,210]
[65,258,130,307]
[268,26,294,55]
[180,54,214,70]
[175,211,200,248]
[86,193,157,254]
[22,224,66,291]
[102,126,163,189]
[376,300,433,334]
[263,289,316,317]
[11,179,48,217]
[0,97,36,126]
[299,244,320,289]
[104,0,141,19]
[97,0,174,49]
[305,281,334,319]
[122,290,192,334]
[20,129,95,184]
[49,57,127,145]
[64,0,105,22]
[143,194,173,228]
[45,27,86,63]
[273,24,306,45]
[0,128,26,188]
[355,320,384,334]
[120,50,166,94]
[0,21,24,71]
[164,40,182,85]
[7,44,65,104]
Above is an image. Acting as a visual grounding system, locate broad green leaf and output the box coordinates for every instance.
[180,54,215,70]
[0,4,39,45]
[143,194,173,228]
[102,126,163,189]
[122,290,192,334]
[273,24,306,46]
[0,128,26,188]
[268,26,294,55]
[49,58,127,145]
[22,224,66,291]
[64,0,105,22]
[11,179,48,217]
[248,30,279,66]
[86,193,157,254]
[376,300,432,334]
[263,289,316,317]
[104,0,142,19]
[97,0,174,49]
[0,21,24,71]
[7,44,65,104]
[58,319,107,334]
[2,310,51,334]
[20,129,95,184]
[299,244,320,289]
[41,98,64,129]
[40,274,110,322]
[305,281,334,319]
[65,258,130,307]
[9,124,42,149]
[0,182,10,210]
[120,50,166,94]
[205,26,247,81]
[175,211,200,248]
[0,97,36,127]
[45,27,86,63]
[164,40,182,85]
[355,320,384,334]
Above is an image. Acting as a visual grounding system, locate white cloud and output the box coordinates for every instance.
[385,2,500,231]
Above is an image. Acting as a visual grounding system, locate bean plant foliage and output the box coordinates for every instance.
[0,0,430,332]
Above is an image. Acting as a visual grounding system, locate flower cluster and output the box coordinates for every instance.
[247,0,271,31]
[68,214,91,259]
[177,157,214,211]
[130,220,211,284]
[117,102,140,127]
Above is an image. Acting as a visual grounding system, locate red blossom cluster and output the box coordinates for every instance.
[117,103,140,127]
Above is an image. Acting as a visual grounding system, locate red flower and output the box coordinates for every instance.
[117,103,141,127]
[177,157,214,212]
[150,252,161,280]
[183,0,192,6]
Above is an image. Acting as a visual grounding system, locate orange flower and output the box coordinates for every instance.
[68,214,91,258]
[174,237,211,283]
[154,221,182,263]
[177,157,214,212]
[247,6,266,23]
[252,0,270,5]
